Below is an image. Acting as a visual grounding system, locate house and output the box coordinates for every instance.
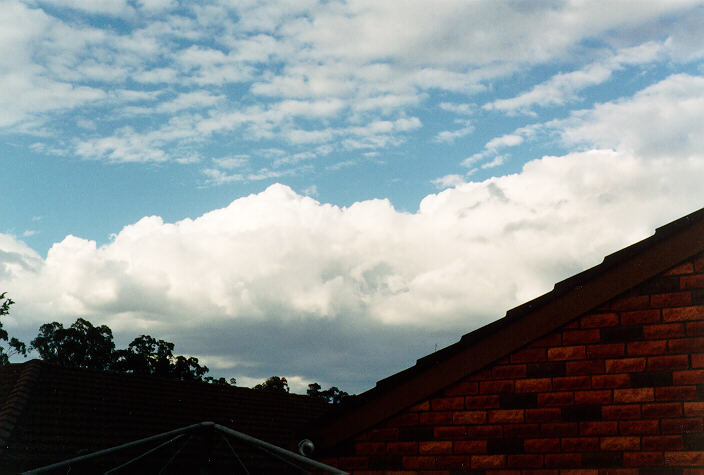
[311,208,704,473]
[0,360,331,472]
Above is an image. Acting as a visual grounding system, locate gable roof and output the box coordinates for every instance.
[0,360,330,472]
[311,207,704,448]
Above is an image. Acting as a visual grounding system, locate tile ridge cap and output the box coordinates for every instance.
[0,360,42,449]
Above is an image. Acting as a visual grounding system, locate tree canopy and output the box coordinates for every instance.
[307,382,350,404]
[254,375,289,393]
[0,292,27,365]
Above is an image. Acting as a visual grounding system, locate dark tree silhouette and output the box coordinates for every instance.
[0,292,27,365]
[30,318,114,370]
[307,382,350,404]
[254,376,289,393]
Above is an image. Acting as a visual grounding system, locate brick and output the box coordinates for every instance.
[453,440,486,454]
[642,402,683,418]
[642,435,684,450]
[644,323,686,339]
[566,360,605,375]
[665,451,704,466]
[651,291,693,307]
[402,456,435,469]
[562,405,601,422]
[467,368,493,381]
[538,392,574,407]
[434,425,466,439]
[614,387,654,403]
[600,436,639,451]
[603,404,641,420]
[621,309,660,325]
[684,402,704,417]
[574,390,612,404]
[487,438,524,454]
[516,378,552,393]
[684,433,704,450]
[524,438,560,452]
[649,354,690,370]
[563,329,601,344]
[579,421,618,435]
[452,410,486,425]
[638,275,681,294]
[467,425,503,438]
[500,393,538,409]
[588,343,625,359]
[503,423,541,438]
[444,381,479,396]
[419,441,452,454]
[541,422,579,436]
[627,340,668,356]
[465,394,501,408]
[561,437,599,452]
[480,380,514,394]
[471,454,505,469]
[525,408,562,423]
[687,321,704,336]
[665,262,694,275]
[529,332,563,347]
[631,370,673,387]
[674,370,704,385]
[682,275,704,290]
[420,411,453,425]
[356,442,386,455]
[548,346,586,361]
[544,453,581,468]
[435,455,469,469]
[656,385,698,401]
[488,409,524,424]
[511,348,547,363]
[408,400,431,411]
[611,296,649,311]
[669,337,704,353]
[364,428,399,441]
[493,364,527,379]
[619,419,659,434]
[431,396,465,410]
[336,457,368,470]
[592,374,631,388]
[386,412,418,426]
[696,257,704,272]
[602,326,644,342]
[694,354,704,368]
[507,454,543,468]
[398,426,433,441]
[623,451,663,466]
[605,358,646,373]
[554,376,591,390]
[662,417,704,434]
[581,312,619,328]
[387,441,418,454]
[527,361,566,377]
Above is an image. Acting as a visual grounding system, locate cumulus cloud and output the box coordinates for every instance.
[3,147,703,390]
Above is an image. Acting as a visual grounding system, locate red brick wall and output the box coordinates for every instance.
[323,253,704,474]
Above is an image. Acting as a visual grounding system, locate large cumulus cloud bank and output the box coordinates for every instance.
[2,147,702,392]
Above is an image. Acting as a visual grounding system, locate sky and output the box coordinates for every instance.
[1,0,704,394]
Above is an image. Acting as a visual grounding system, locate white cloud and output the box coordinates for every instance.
[431,174,465,189]
[434,120,474,144]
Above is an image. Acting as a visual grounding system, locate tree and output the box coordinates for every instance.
[307,382,350,404]
[254,376,289,393]
[0,292,27,365]
[30,318,114,370]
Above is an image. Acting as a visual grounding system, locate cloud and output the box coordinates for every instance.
[3,147,703,389]
[434,120,474,144]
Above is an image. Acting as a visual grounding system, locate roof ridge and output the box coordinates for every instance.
[0,359,42,450]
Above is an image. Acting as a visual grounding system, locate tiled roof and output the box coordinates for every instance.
[311,206,704,448]
[0,360,330,472]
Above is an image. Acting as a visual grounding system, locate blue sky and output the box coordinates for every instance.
[2,0,704,393]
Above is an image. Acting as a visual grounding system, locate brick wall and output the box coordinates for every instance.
[322,253,704,474]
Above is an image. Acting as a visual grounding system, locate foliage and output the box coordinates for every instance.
[204,376,237,385]
[31,318,115,370]
[254,375,289,393]
[307,382,350,404]
[30,318,209,381]
[0,293,27,365]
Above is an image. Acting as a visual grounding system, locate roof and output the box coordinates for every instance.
[0,360,330,472]
[311,206,704,448]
